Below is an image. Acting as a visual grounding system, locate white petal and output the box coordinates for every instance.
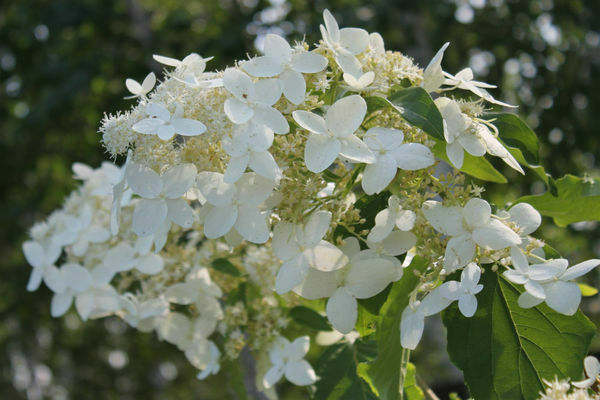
[63,263,92,293]
[303,210,332,248]
[27,267,44,292]
[326,95,366,138]
[284,360,317,386]
[458,294,478,317]
[125,78,143,95]
[396,210,416,231]
[224,98,254,124]
[133,199,168,236]
[367,209,395,243]
[254,106,289,134]
[136,253,164,275]
[272,222,300,261]
[291,52,328,73]
[292,110,327,135]
[304,134,341,173]
[286,336,310,360]
[458,133,486,157]
[345,258,395,298]
[51,293,74,317]
[157,124,176,140]
[126,163,162,199]
[338,28,370,55]
[43,265,66,294]
[381,231,416,256]
[322,9,340,43]
[446,141,464,169]
[204,205,238,239]
[263,365,284,389]
[280,69,305,105]
[400,306,425,350]
[74,292,95,320]
[444,234,476,272]
[510,247,530,273]
[508,203,541,235]
[147,103,171,120]
[196,172,235,206]
[503,269,527,285]
[463,198,491,228]
[225,155,249,183]
[253,79,282,106]
[249,151,281,182]
[23,241,44,268]
[364,127,403,151]
[339,135,376,164]
[171,118,207,136]
[422,200,466,236]
[303,241,348,272]
[423,42,449,92]
[164,283,197,305]
[335,51,363,77]
[517,291,545,309]
[524,280,546,299]
[132,118,165,135]
[361,155,397,195]
[263,33,292,60]
[392,143,435,171]
[235,207,270,244]
[560,259,600,281]
[472,219,521,250]
[326,288,357,334]
[422,283,456,315]
[152,220,171,253]
[162,164,198,198]
[293,268,337,300]
[241,55,283,77]
[223,68,255,99]
[167,198,194,228]
[275,255,309,295]
[544,281,581,315]
[236,173,274,207]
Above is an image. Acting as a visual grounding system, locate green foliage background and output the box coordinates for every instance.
[1,0,599,398]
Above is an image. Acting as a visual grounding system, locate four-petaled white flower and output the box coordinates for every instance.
[367,195,416,243]
[69,204,110,257]
[422,42,449,93]
[272,210,348,294]
[503,247,561,304]
[242,33,328,105]
[22,240,62,292]
[132,102,207,141]
[320,9,369,76]
[50,263,93,317]
[124,72,156,100]
[223,68,289,134]
[573,356,600,389]
[423,198,522,272]
[514,257,600,315]
[222,122,281,183]
[293,95,375,173]
[443,67,516,108]
[127,162,197,237]
[444,262,484,317]
[263,336,317,388]
[196,172,274,243]
[361,127,434,195]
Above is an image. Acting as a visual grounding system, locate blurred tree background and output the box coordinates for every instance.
[1,0,599,398]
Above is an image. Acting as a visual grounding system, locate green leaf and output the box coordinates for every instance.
[355,303,378,336]
[388,87,445,140]
[289,306,332,331]
[486,113,540,166]
[211,258,242,277]
[442,271,595,400]
[579,283,598,297]
[432,140,507,183]
[404,363,425,400]
[517,174,600,227]
[313,343,377,400]
[357,257,429,400]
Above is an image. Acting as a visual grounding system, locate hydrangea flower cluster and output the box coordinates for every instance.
[23,9,600,395]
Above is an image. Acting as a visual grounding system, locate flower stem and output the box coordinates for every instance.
[399,347,411,399]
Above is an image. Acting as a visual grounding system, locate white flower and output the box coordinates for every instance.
[515,257,600,315]
[127,162,197,237]
[367,32,385,56]
[573,356,600,389]
[422,42,449,93]
[22,240,62,292]
[153,53,211,70]
[443,67,517,108]
[435,97,523,173]
[292,95,375,173]
[94,239,165,282]
[119,294,169,331]
[444,263,484,317]
[197,342,221,380]
[263,336,317,388]
[423,198,522,272]
[361,128,434,194]
[503,247,560,303]
[242,33,328,105]
[132,102,207,141]
[124,72,155,100]
[153,53,220,87]
[74,283,121,321]
[272,210,348,294]
[222,68,289,134]
[50,263,92,317]
[69,205,110,257]
[343,71,375,91]
[196,172,274,243]
[222,122,282,183]
[73,161,123,196]
[367,195,416,243]
[507,202,542,237]
[320,9,369,76]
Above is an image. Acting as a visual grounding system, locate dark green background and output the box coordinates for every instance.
[1,0,599,398]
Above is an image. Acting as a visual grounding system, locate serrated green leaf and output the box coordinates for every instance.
[388,87,445,140]
[211,258,242,277]
[432,140,507,183]
[357,257,429,400]
[518,174,600,227]
[442,271,595,400]
[486,113,540,166]
[289,306,332,331]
